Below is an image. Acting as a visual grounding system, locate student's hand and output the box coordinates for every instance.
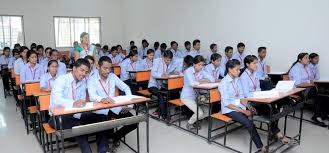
[241,110,252,117]
[161,73,169,78]
[73,100,86,108]
[100,98,115,104]
[121,106,133,114]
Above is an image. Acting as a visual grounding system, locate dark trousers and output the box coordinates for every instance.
[226,111,263,149]
[107,111,138,142]
[148,87,167,118]
[49,113,109,153]
[254,104,281,135]
[260,79,273,91]
[1,69,10,91]
[304,87,326,118]
[124,80,138,95]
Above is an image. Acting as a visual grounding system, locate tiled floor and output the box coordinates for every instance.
[0,84,329,153]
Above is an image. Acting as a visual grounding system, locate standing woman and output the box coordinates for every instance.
[73,32,97,63]
[40,60,59,91]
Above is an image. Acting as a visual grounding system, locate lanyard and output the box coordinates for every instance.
[231,79,240,98]
[71,80,76,100]
[194,71,201,80]
[130,61,136,70]
[29,66,37,80]
[99,79,110,97]
[260,60,265,72]
[246,71,257,91]
[146,58,152,68]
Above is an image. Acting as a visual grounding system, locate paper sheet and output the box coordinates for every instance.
[112,95,144,103]
[252,90,279,98]
[65,102,94,111]
[196,83,220,88]
[169,75,180,78]
[274,80,295,92]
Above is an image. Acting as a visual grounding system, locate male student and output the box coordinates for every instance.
[207,43,218,63]
[188,39,202,58]
[137,39,149,59]
[256,47,272,90]
[170,41,185,58]
[182,41,191,56]
[232,42,246,69]
[49,59,109,153]
[154,43,167,59]
[88,56,137,152]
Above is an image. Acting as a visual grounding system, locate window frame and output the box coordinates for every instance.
[0,15,25,50]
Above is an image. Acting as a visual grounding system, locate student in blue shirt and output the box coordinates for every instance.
[204,53,224,82]
[154,43,167,59]
[141,49,154,70]
[14,46,29,75]
[219,59,267,153]
[288,53,327,126]
[84,55,98,80]
[183,55,194,72]
[20,50,44,84]
[36,45,47,66]
[108,46,123,65]
[88,56,137,152]
[308,53,320,80]
[170,41,185,58]
[153,41,160,52]
[181,55,215,130]
[221,46,233,71]
[0,47,12,94]
[138,39,149,59]
[49,59,109,153]
[207,43,218,63]
[40,60,59,91]
[232,42,246,69]
[45,49,67,75]
[116,45,126,59]
[120,50,142,94]
[188,39,202,58]
[183,41,192,56]
[256,47,272,90]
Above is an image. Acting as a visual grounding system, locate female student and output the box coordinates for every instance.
[37,45,46,66]
[219,59,267,153]
[256,47,272,90]
[181,55,215,130]
[40,60,59,91]
[120,50,142,93]
[117,45,126,59]
[20,50,44,83]
[308,53,320,80]
[204,53,224,82]
[108,46,123,65]
[0,47,12,95]
[73,32,97,63]
[288,53,326,126]
[183,55,194,72]
[47,49,67,75]
[141,49,154,69]
[14,46,29,75]
[240,55,290,144]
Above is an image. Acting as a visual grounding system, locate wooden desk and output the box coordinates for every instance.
[111,65,121,76]
[244,88,305,104]
[156,75,184,90]
[50,97,150,153]
[268,71,287,86]
[128,70,151,85]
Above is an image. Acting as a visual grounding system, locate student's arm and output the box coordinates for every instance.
[40,75,48,90]
[20,66,26,84]
[151,59,162,78]
[240,74,252,98]
[51,77,75,107]
[87,78,103,102]
[186,71,200,86]
[315,66,320,80]
[114,74,132,95]
[202,71,215,83]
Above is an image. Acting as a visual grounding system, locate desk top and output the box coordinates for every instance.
[193,82,220,90]
[314,80,329,84]
[50,97,150,116]
[32,91,51,97]
[156,75,183,80]
[127,69,151,73]
[21,80,40,85]
[268,71,287,75]
[244,88,305,103]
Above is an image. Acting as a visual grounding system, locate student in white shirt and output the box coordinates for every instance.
[20,50,44,84]
[204,53,224,81]
[170,41,185,58]
[45,49,67,75]
[99,45,110,57]
[0,47,12,94]
[154,43,167,59]
[183,41,192,56]
[308,53,320,80]
[126,40,135,55]
[84,55,98,80]
[40,60,59,91]
[8,49,20,69]
[221,46,233,71]
[207,43,218,63]
[141,49,154,70]
[188,39,202,58]
[137,39,149,59]
[256,47,272,90]
[116,45,126,59]
[88,56,137,152]
[108,46,123,65]
[153,41,160,52]
[181,55,215,130]
[36,45,46,66]
[120,50,142,94]
[232,42,246,69]
[49,59,109,153]
[14,46,29,75]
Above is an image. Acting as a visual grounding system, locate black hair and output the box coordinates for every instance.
[27,50,38,60]
[193,55,205,64]
[240,55,258,76]
[37,45,44,51]
[184,41,191,47]
[258,46,266,53]
[193,39,200,46]
[95,43,101,48]
[20,46,29,53]
[111,46,118,52]
[210,53,222,62]
[45,47,52,54]
[210,43,217,50]
[170,41,178,47]
[225,46,233,53]
[160,43,167,50]
[12,48,19,55]
[30,43,37,49]
[225,59,240,76]
[147,49,155,54]
[123,50,138,60]
[3,47,10,51]
[47,60,58,67]
[84,55,95,64]
[116,45,122,50]
[14,43,21,48]
[237,42,245,48]
[154,42,160,48]
[309,53,319,59]
[98,56,112,66]
[163,50,173,59]
[183,55,194,68]
[50,49,59,56]
[130,45,138,51]
[73,58,91,69]
[288,53,308,73]
[103,45,109,50]
[142,39,149,47]
[130,41,135,45]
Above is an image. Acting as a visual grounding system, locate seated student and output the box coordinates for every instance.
[207,43,218,63]
[49,59,109,153]
[232,42,246,69]
[141,49,154,70]
[117,45,126,59]
[182,55,194,72]
[288,53,327,126]
[37,45,46,66]
[221,46,233,70]
[45,49,67,75]
[44,47,52,64]
[30,43,37,49]
[14,46,29,75]
[256,47,272,90]
[88,56,137,152]
[8,48,20,69]
[99,45,110,57]
[170,41,185,58]
[108,46,123,65]
[308,53,320,80]
[40,60,59,91]
[181,55,215,130]
[240,55,291,144]
[204,53,224,82]
[95,43,102,59]
[148,50,181,119]
[0,47,12,95]
[126,40,135,55]
[84,55,98,79]
[188,39,202,58]
[219,59,268,153]
[154,43,167,59]
[20,50,44,84]
[120,50,142,94]
[183,41,192,56]
[138,39,149,59]
[153,41,160,52]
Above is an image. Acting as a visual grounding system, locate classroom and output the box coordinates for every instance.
[0,0,329,153]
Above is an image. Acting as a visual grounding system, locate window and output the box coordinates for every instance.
[0,15,24,49]
[54,17,101,47]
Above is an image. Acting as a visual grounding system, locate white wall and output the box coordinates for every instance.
[122,0,329,78]
[0,0,123,49]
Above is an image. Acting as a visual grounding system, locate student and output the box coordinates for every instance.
[148,50,180,119]
[46,49,67,75]
[256,47,272,90]
[188,39,202,58]
[182,55,194,72]
[181,55,214,130]
[73,32,97,62]
[126,40,135,54]
[221,46,233,70]
[204,53,224,82]
[31,47,37,52]
[49,59,109,153]
[154,43,167,59]
[99,45,110,57]
[141,49,154,70]
[14,46,29,75]
[40,60,59,91]
[170,41,185,58]
[232,42,246,69]
[138,39,148,59]
[44,47,52,65]
[207,43,218,63]
[14,43,21,52]
[108,46,123,65]
[88,56,137,152]
[117,45,126,59]
[120,50,142,94]
[95,43,102,59]
[0,47,12,95]
[37,45,46,65]
[153,41,160,51]
[20,50,44,83]
[84,55,98,79]
[8,49,20,69]
[288,53,326,126]
[183,41,192,56]
[308,53,320,80]
[219,59,268,153]
[30,43,37,49]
